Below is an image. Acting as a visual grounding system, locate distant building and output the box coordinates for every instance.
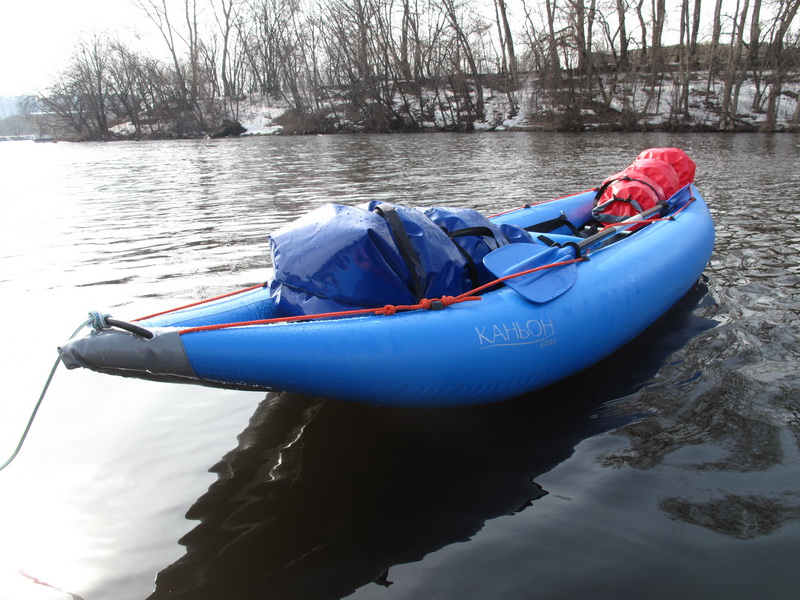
[0,97,22,119]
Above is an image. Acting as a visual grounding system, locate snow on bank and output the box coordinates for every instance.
[235,73,799,135]
[237,102,285,135]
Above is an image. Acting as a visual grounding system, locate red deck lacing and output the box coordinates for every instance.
[133,284,266,322]
[176,257,585,335]
[488,189,598,218]
[177,296,483,334]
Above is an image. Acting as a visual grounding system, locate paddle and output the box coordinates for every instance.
[483,201,668,303]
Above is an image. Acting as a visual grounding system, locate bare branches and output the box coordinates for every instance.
[36,0,800,138]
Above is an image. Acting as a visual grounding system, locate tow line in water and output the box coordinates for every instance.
[0,314,105,472]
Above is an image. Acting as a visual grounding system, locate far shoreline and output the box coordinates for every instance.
[4,125,798,144]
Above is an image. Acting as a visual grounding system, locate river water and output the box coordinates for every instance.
[0,133,798,599]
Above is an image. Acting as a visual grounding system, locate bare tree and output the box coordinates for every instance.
[136,0,189,103]
[34,0,799,136]
[56,36,114,139]
[544,0,564,90]
[689,0,702,59]
[135,0,207,132]
[635,0,648,60]
[438,0,486,123]
[704,0,724,102]
[719,0,751,129]
[761,0,800,131]
[649,0,666,80]
[215,0,237,99]
[105,39,148,136]
[616,0,630,68]
[495,0,517,83]
[673,0,693,121]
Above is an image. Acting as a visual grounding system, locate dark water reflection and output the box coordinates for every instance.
[595,134,800,547]
[148,284,713,600]
[2,133,799,599]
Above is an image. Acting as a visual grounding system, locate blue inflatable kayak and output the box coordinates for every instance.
[60,182,714,408]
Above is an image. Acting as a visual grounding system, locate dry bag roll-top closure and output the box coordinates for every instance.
[592,147,697,228]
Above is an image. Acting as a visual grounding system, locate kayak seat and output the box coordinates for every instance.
[525,211,581,237]
[534,233,584,247]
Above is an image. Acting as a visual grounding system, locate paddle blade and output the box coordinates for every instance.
[483,243,578,303]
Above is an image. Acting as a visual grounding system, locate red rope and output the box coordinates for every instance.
[134,284,265,322]
[457,257,586,299]
[177,258,585,335]
[178,295,480,334]
[488,189,598,218]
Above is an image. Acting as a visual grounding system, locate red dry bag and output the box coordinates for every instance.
[592,171,664,227]
[636,147,696,187]
[625,158,680,199]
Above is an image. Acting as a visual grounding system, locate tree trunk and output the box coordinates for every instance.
[636,0,648,61]
[704,0,724,103]
[495,0,517,83]
[761,0,800,131]
[719,0,750,130]
[748,0,763,68]
[616,0,629,68]
[545,0,562,92]
[676,0,691,118]
[689,0,702,60]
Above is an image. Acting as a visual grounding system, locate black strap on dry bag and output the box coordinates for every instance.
[373,205,426,301]
[593,175,664,204]
[445,226,501,286]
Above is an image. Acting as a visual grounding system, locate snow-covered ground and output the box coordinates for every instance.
[236,72,800,135]
[236,103,286,135]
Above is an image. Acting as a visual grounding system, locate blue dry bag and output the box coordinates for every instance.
[268,202,529,316]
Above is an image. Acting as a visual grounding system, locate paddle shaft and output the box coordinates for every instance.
[483,198,675,303]
[577,201,667,251]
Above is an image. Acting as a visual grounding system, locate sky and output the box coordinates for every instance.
[0,0,151,96]
[0,0,758,99]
